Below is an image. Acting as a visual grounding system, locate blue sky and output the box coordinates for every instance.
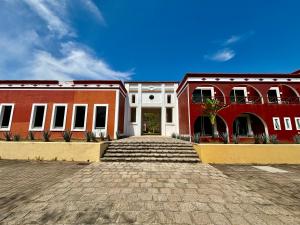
[0,0,300,81]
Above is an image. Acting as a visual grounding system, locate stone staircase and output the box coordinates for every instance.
[101,137,200,163]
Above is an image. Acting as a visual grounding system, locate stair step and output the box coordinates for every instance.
[104,153,198,157]
[101,157,200,163]
[109,143,193,146]
[106,150,196,154]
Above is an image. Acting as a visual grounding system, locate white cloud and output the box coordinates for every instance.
[223,35,241,46]
[80,0,106,24]
[26,42,133,80]
[205,49,235,62]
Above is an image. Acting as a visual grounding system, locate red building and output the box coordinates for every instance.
[177,70,300,143]
[0,80,126,140]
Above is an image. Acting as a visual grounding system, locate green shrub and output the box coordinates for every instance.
[232,134,240,144]
[254,135,261,144]
[171,133,176,138]
[62,130,72,142]
[220,132,228,144]
[42,131,51,142]
[13,134,21,141]
[260,134,269,144]
[269,135,279,144]
[28,131,35,141]
[3,132,12,141]
[85,131,97,142]
[193,133,200,143]
[294,135,300,144]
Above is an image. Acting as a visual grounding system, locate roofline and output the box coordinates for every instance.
[124,81,179,84]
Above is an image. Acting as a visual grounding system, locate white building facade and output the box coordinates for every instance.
[124,82,179,136]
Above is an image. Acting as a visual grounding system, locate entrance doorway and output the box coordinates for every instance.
[142,108,161,135]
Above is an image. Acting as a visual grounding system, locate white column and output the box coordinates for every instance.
[124,83,130,136]
[114,90,120,139]
[161,84,166,136]
[174,83,179,134]
[137,83,142,136]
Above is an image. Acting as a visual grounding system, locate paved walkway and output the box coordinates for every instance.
[1,161,300,224]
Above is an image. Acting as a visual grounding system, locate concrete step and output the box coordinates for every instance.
[107,147,194,151]
[101,157,200,163]
[108,143,193,147]
[106,149,197,154]
[104,153,198,158]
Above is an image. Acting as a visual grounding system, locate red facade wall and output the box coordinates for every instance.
[181,81,300,142]
[118,93,125,134]
[0,89,117,140]
[177,85,190,135]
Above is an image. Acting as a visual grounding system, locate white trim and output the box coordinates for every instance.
[29,104,47,131]
[272,117,281,130]
[269,87,281,103]
[194,86,215,99]
[92,104,109,137]
[232,87,248,102]
[114,90,120,139]
[50,104,68,131]
[295,117,300,130]
[0,103,15,131]
[284,117,292,130]
[71,104,88,131]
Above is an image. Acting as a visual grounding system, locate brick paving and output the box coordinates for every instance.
[1,160,300,225]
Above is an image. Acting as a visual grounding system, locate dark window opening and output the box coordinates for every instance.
[268,89,279,103]
[132,95,136,104]
[166,108,173,123]
[131,108,136,122]
[33,106,45,128]
[192,89,212,103]
[194,116,212,136]
[230,89,246,103]
[95,106,106,128]
[0,105,12,128]
[149,95,154,100]
[233,117,248,136]
[53,106,66,128]
[167,95,171,104]
[74,106,86,129]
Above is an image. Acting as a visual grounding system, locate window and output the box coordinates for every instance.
[94,105,107,129]
[130,107,136,123]
[167,95,171,104]
[233,116,249,136]
[149,95,154,100]
[131,95,136,104]
[51,104,67,131]
[192,87,214,103]
[0,104,14,131]
[284,117,292,130]
[29,104,47,131]
[230,88,247,103]
[295,117,300,130]
[273,117,281,130]
[166,108,173,123]
[72,104,88,131]
[268,87,280,104]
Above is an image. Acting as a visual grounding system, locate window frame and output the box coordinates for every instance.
[167,94,172,104]
[92,104,109,135]
[268,87,281,104]
[50,104,68,131]
[131,94,136,104]
[130,107,137,123]
[295,117,300,130]
[71,104,88,131]
[0,103,15,131]
[193,87,215,103]
[283,117,292,130]
[272,117,281,131]
[29,103,47,131]
[232,87,248,103]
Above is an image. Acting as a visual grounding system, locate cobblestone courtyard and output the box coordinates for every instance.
[0,160,300,225]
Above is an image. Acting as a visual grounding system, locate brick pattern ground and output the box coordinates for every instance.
[1,160,300,225]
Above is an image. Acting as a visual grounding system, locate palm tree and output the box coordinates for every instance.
[201,98,226,138]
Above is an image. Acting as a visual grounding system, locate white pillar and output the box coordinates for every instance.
[161,84,166,136]
[137,83,142,136]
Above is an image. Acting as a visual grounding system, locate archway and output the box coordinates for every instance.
[194,115,228,137]
[233,113,268,137]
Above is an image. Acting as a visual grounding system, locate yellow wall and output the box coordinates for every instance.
[194,144,300,164]
[0,142,108,162]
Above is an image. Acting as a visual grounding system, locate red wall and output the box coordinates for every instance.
[182,82,300,142]
[118,93,125,134]
[177,85,190,135]
[0,89,117,140]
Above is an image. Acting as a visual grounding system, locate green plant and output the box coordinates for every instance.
[201,99,226,138]
[85,131,97,142]
[171,133,176,138]
[269,135,279,144]
[62,130,72,142]
[3,132,12,141]
[116,131,120,140]
[220,132,229,144]
[193,133,200,143]
[13,134,21,141]
[232,134,240,144]
[260,134,269,144]
[42,131,51,142]
[99,132,104,141]
[28,131,35,141]
[293,135,300,144]
[254,135,261,144]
